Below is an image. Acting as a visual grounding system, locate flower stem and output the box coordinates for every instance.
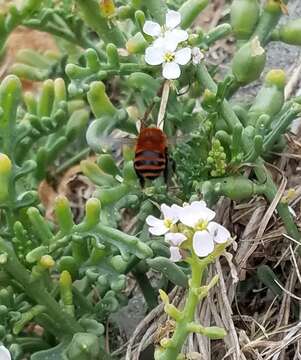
[156,254,205,360]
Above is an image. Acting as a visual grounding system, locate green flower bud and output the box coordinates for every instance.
[277,19,301,46]
[230,0,260,40]
[232,37,266,85]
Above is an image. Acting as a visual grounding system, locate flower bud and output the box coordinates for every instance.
[100,0,116,17]
[231,0,260,40]
[126,32,148,54]
[39,255,55,269]
[231,36,266,85]
[0,153,12,203]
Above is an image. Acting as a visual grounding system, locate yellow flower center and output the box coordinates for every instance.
[195,220,208,231]
[164,218,173,228]
[164,52,175,63]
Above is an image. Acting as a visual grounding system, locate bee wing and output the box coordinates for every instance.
[86,120,136,153]
[167,134,192,146]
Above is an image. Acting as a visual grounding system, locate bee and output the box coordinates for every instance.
[134,126,169,186]
[86,82,188,186]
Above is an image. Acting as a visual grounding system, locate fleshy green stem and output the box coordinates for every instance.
[156,254,205,360]
[196,62,301,247]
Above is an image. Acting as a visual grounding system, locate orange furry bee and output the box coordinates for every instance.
[134,127,169,186]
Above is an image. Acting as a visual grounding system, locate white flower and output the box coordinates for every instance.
[145,39,191,79]
[165,232,187,262]
[146,203,181,235]
[0,345,11,360]
[179,201,230,257]
[179,201,216,228]
[143,10,188,46]
[191,47,204,65]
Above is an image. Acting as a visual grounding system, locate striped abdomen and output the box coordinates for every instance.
[134,150,167,180]
[134,127,168,185]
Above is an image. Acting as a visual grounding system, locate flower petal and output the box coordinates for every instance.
[165,232,187,246]
[166,29,188,44]
[149,225,169,236]
[146,215,164,227]
[193,230,214,257]
[143,20,161,37]
[145,46,164,65]
[190,201,216,222]
[208,222,230,244]
[179,207,201,227]
[170,246,182,262]
[161,204,173,220]
[162,62,181,80]
[166,10,181,30]
[0,346,11,360]
[175,47,191,65]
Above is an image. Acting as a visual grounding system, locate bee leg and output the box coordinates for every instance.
[136,172,145,187]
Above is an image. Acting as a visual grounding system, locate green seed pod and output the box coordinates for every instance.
[249,69,286,125]
[213,176,256,201]
[0,153,12,203]
[276,19,301,46]
[147,257,188,288]
[232,37,266,85]
[179,0,209,29]
[230,0,260,40]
